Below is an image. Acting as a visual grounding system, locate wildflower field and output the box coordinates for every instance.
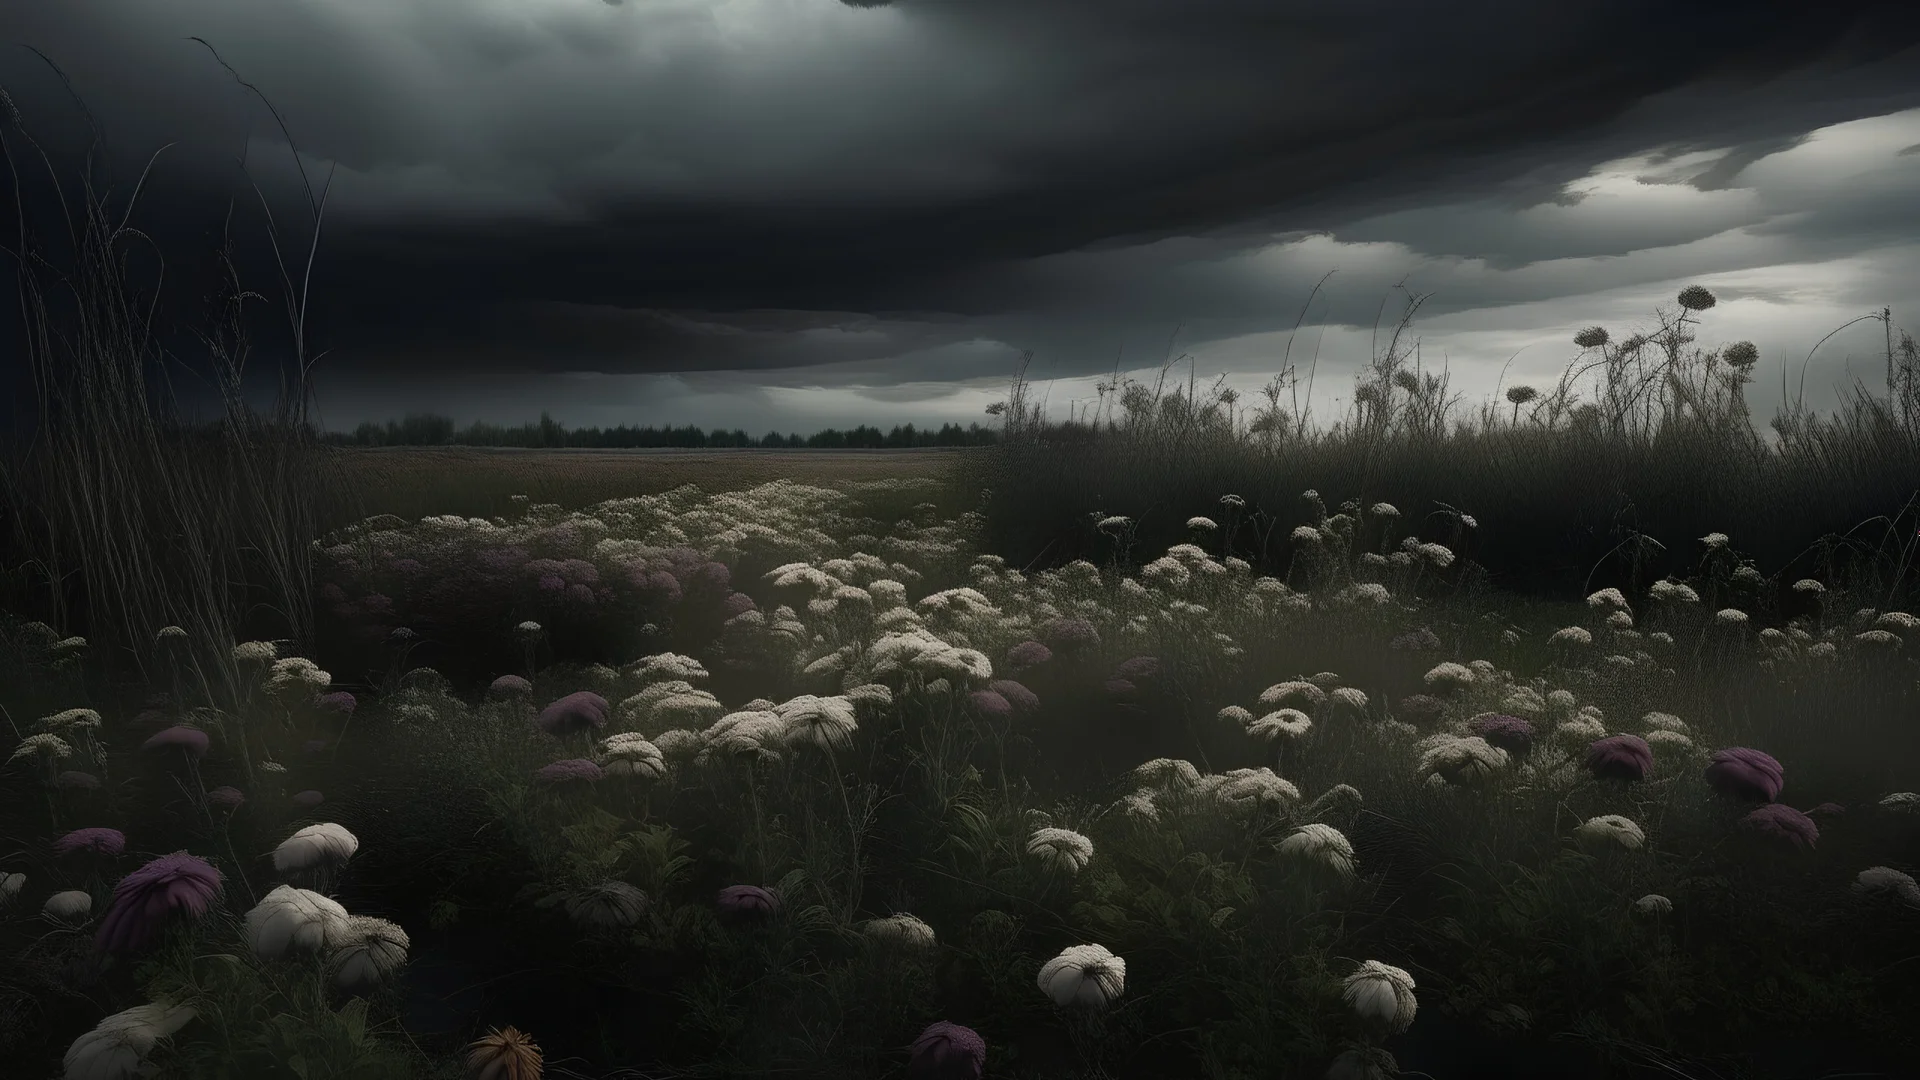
[6,267,1920,1080]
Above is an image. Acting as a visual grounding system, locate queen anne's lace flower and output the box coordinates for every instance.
[1037,944,1126,1008]
[1343,960,1417,1034]
[1026,828,1094,874]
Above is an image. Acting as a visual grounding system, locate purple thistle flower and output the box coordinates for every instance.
[1808,801,1847,818]
[1704,747,1784,803]
[95,851,223,955]
[1395,694,1446,726]
[292,790,326,809]
[56,771,101,791]
[206,786,246,810]
[968,690,1013,718]
[1005,640,1052,669]
[1468,714,1535,756]
[564,583,596,605]
[535,759,605,784]
[54,827,127,857]
[1739,803,1819,851]
[631,568,684,604]
[1584,735,1653,783]
[142,725,210,762]
[1039,617,1099,650]
[316,691,357,717]
[537,691,610,737]
[490,675,533,698]
[1115,655,1161,680]
[908,1021,987,1080]
[557,559,598,584]
[721,591,758,618]
[717,884,780,920]
[986,679,1039,714]
[537,574,566,593]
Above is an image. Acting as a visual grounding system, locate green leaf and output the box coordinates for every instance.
[1210,906,1236,928]
[338,998,369,1047]
[286,1055,310,1079]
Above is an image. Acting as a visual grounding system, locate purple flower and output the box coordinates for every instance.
[537,691,610,737]
[142,725,210,762]
[1584,735,1653,783]
[558,559,599,584]
[361,593,396,616]
[686,561,732,595]
[1739,803,1819,851]
[537,574,566,593]
[721,591,758,618]
[54,827,127,857]
[1103,678,1137,698]
[908,1021,987,1080]
[389,558,427,577]
[986,679,1039,714]
[634,569,683,604]
[316,691,357,717]
[1115,655,1161,680]
[1039,617,1099,650]
[1390,628,1443,651]
[56,771,102,791]
[1704,747,1784,803]
[317,583,350,604]
[565,583,596,605]
[95,852,223,955]
[968,690,1012,718]
[1468,714,1535,756]
[206,786,246,810]
[534,759,605,784]
[717,884,780,920]
[1394,694,1446,726]
[292,790,326,809]
[490,675,533,698]
[1005,640,1052,668]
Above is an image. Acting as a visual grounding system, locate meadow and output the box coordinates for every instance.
[2,115,1919,1077]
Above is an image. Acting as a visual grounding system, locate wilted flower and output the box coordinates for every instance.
[1584,735,1653,783]
[863,913,937,949]
[1417,736,1509,786]
[1027,828,1095,874]
[12,732,74,763]
[1574,814,1646,853]
[466,1026,543,1080]
[1853,866,1920,908]
[1248,709,1313,743]
[274,823,359,875]
[1704,747,1784,803]
[1037,943,1127,1009]
[95,852,224,955]
[717,884,780,921]
[44,889,93,924]
[1278,823,1356,880]
[1343,960,1417,1034]
[63,1001,197,1080]
[55,828,127,858]
[330,915,411,990]
[246,885,351,959]
[490,675,533,699]
[1633,893,1673,917]
[1738,804,1818,851]
[564,882,648,929]
[908,1021,986,1080]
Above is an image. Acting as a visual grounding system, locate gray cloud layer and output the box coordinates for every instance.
[4,1,1919,432]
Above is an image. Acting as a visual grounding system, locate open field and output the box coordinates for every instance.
[325,446,991,530]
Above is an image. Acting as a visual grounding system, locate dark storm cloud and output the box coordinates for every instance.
[3,0,1919,403]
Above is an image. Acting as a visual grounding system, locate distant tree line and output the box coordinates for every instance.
[320,411,1000,448]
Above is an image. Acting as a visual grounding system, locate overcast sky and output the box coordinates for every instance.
[6,0,1920,436]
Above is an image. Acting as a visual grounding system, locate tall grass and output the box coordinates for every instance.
[0,49,343,697]
[963,282,1920,610]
